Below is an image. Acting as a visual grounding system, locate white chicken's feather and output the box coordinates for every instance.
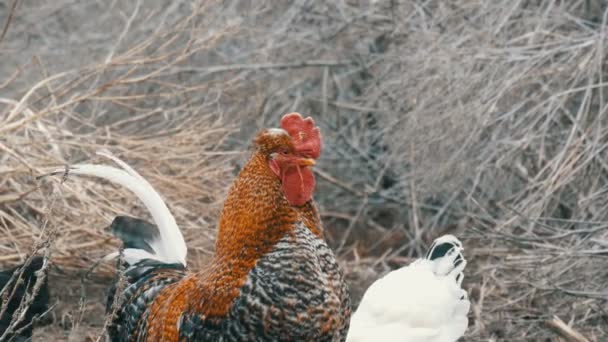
[347,235,469,342]
[52,155,187,266]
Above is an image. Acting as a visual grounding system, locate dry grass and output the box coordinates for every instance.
[1,0,607,341]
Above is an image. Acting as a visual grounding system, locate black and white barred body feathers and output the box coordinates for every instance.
[108,222,350,341]
[179,222,350,341]
[106,260,186,341]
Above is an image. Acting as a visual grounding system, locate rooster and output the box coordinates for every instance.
[346,235,470,342]
[0,256,50,341]
[53,113,351,341]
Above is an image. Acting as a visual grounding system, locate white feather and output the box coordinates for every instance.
[97,150,147,182]
[266,128,288,136]
[55,158,187,266]
[347,236,469,342]
[101,249,161,264]
[121,249,163,265]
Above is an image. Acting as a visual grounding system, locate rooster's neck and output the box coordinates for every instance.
[182,153,305,317]
[214,153,301,261]
[162,153,325,322]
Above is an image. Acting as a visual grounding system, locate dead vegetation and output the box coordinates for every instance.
[1,0,607,340]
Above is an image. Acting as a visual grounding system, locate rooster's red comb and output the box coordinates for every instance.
[280,112,322,159]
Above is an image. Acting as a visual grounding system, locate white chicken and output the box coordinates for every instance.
[346,235,470,342]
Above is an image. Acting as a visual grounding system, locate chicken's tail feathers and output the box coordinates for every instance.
[426,235,470,341]
[425,234,462,260]
[106,215,179,265]
[110,216,159,254]
[425,234,466,283]
[47,152,187,266]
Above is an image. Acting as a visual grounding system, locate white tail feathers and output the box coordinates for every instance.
[347,235,469,342]
[53,152,187,266]
[425,234,465,279]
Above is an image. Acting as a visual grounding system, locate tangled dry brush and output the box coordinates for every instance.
[1,0,607,340]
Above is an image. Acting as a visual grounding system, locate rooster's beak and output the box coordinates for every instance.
[296,158,316,167]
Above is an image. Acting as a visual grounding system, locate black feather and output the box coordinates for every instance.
[425,239,463,267]
[0,256,51,340]
[110,216,160,254]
